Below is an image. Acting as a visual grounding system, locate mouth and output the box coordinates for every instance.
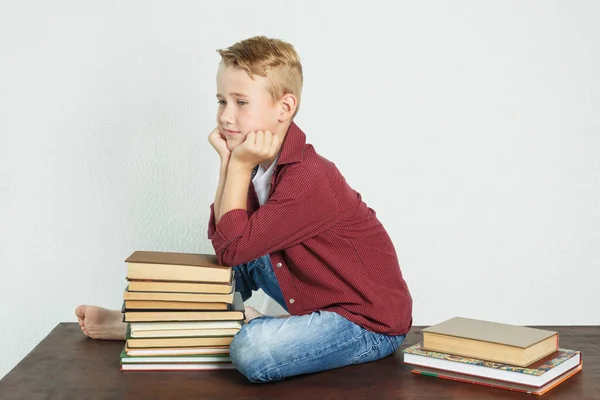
[222,129,241,136]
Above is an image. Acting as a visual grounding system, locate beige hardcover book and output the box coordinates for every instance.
[422,317,559,367]
[123,292,244,322]
[123,300,228,311]
[127,280,233,294]
[125,251,232,283]
[124,289,234,304]
[125,345,230,357]
[123,309,244,322]
[127,336,234,349]
[130,328,241,338]
[130,321,242,332]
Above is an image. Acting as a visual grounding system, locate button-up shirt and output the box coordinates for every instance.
[208,122,413,335]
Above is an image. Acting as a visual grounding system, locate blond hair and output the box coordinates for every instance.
[217,36,303,118]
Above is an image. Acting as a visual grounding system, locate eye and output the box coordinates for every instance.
[237,100,247,106]
[217,100,226,106]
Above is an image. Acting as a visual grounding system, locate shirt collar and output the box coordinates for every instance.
[252,154,279,183]
[276,121,306,166]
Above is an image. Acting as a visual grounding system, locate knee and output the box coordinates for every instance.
[229,327,253,377]
[229,322,282,383]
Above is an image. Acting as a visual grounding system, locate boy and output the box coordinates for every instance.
[75,36,413,383]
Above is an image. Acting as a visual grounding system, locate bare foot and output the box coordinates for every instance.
[75,305,127,340]
[244,306,264,323]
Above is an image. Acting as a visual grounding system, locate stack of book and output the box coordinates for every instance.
[403,317,582,396]
[119,250,245,371]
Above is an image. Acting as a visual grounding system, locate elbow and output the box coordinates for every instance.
[217,250,238,268]
[216,246,250,268]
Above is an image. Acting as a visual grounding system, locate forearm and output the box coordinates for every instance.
[213,157,230,225]
[218,160,253,220]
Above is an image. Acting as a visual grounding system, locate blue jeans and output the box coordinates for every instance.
[229,255,406,383]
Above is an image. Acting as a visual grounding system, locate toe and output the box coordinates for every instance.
[75,305,87,319]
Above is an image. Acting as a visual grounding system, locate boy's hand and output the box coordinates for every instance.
[231,130,280,170]
[208,127,231,160]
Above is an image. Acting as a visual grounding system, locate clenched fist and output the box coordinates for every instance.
[208,127,231,160]
[231,130,280,169]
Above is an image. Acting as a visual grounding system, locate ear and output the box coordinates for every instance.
[277,93,298,122]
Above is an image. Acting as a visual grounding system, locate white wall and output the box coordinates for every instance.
[1,0,598,380]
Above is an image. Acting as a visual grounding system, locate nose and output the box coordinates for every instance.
[219,103,234,126]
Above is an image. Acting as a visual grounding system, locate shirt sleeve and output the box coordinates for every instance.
[207,202,216,240]
[210,163,339,266]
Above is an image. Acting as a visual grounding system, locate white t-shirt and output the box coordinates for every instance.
[252,156,279,206]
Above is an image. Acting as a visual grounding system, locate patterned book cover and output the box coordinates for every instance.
[410,364,583,396]
[402,343,580,376]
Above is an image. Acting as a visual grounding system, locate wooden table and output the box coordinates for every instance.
[1,324,598,399]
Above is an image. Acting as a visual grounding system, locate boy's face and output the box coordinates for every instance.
[216,63,281,152]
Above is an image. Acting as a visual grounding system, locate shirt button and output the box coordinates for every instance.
[276,262,282,268]
[289,298,295,304]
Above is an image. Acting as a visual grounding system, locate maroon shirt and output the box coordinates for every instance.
[208,122,413,335]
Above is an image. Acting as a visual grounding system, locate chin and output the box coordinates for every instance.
[226,142,239,152]
[225,135,245,152]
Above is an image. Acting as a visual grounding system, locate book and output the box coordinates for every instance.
[130,321,242,332]
[411,364,582,396]
[130,328,241,338]
[125,251,232,283]
[120,346,231,363]
[122,355,232,364]
[124,287,235,303]
[125,345,230,357]
[123,292,245,322]
[403,343,582,387]
[121,363,236,371]
[127,335,235,349]
[421,317,558,366]
[127,279,234,294]
[123,300,229,311]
